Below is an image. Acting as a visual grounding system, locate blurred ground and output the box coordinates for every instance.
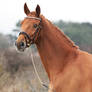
[0,47,49,92]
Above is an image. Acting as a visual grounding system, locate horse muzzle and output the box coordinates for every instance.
[15,41,26,52]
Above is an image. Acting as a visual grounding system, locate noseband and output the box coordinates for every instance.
[19,17,42,47]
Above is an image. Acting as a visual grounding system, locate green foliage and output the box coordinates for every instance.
[54,20,92,47]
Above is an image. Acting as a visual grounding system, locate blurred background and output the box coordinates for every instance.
[0,0,92,92]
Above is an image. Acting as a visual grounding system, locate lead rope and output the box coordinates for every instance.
[30,48,49,89]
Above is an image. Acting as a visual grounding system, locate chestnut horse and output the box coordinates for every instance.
[15,3,92,92]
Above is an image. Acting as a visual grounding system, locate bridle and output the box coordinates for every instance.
[19,16,42,47]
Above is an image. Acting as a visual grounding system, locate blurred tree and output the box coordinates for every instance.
[54,20,92,52]
[13,20,21,32]
[0,34,10,49]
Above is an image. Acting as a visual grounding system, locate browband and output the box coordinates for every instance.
[25,16,41,21]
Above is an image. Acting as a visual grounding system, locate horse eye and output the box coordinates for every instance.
[33,24,37,28]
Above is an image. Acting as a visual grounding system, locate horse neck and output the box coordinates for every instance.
[36,16,78,81]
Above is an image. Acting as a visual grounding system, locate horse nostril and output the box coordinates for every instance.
[20,41,25,47]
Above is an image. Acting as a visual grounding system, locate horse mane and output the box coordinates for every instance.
[40,15,79,49]
[52,23,79,49]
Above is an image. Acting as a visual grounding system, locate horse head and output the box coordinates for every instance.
[15,3,42,51]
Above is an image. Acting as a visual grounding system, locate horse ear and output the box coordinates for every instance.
[24,3,30,15]
[36,5,41,17]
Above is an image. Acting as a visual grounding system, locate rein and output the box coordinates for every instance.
[30,48,49,89]
[19,17,42,47]
[18,16,55,92]
[20,16,49,89]
[30,49,56,92]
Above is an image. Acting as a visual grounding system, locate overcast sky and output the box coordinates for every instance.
[0,0,92,34]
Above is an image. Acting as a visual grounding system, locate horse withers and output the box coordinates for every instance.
[15,3,92,92]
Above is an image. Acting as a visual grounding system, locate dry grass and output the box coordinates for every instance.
[0,47,49,92]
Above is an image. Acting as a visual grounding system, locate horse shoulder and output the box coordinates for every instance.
[51,50,92,92]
